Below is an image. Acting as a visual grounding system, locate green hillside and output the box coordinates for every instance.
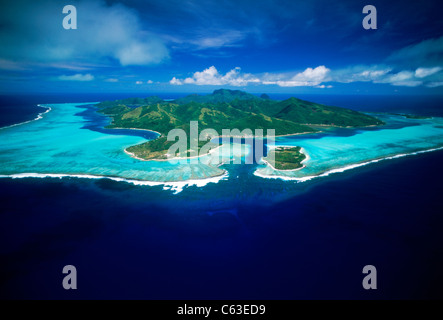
[97,89,383,160]
[99,96,164,108]
[271,97,383,127]
[264,147,307,170]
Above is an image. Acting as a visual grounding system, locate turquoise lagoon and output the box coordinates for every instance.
[1,102,443,192]
[258,114,443,181]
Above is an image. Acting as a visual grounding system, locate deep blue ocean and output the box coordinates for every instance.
[1,93,443,299]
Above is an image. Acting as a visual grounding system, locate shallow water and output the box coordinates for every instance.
[0,103,228,185]
[1,103,443,194]
[258,114,443,180]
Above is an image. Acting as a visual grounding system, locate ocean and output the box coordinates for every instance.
[0,93,442,299]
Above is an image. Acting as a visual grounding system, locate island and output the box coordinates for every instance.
[263,147,307,171]
[97,89,384,167]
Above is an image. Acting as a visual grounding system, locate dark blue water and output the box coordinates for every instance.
[0,94,443,299]
[75,104,160,140]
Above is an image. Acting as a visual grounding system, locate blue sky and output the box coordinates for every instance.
[0,0,442,94]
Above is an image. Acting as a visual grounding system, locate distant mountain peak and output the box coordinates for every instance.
[213,89,249,96]
[174,88,259,105]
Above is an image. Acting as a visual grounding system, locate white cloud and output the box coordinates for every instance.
[372,70,425,87]
[0,0,169,67]
[329,61,443,88]
[170,77,183,85]
[170,64,443,89]
[171,66,260,86]
[183,66,221,85]
[147,80,154,84]
[271,66,331,87]
[135,81,143,85]
[356,69,391,81]
[415,67,443,78]
[334,67,436,87]
[58,73,94,81]
[171,65,330,87]
[385,71,414,83]
[331,66,392,83]
[360,70,388,78]
[105,78,118,82]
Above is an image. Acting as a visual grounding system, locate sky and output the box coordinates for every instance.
[0,0,442,95]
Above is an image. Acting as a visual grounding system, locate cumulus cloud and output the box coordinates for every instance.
[183,66,222,85]
[58,73,94,81]
[0,0,169,67]
[263,66,331,87]
[171,66,260,86]
[170,77,183,85]
[170,59,443,89]
[171,66,333,87]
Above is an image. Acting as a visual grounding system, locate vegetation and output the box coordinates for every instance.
[97,89,383,160]
[126,136,217,160]
[263,147,307,170]
[98,96,164,108]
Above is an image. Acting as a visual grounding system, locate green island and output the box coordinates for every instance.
[97,89,384,166]
[263,147,307,170]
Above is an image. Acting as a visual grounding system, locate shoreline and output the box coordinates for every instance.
[120,131,315,162]
[261,147,310,172]
[109,121,384,139]
[105,114,385,163]
[0,105,52,130]
[123,144,223,162]
[254,146,443,182]
[110,127,162,136]
[2,103,442,191]
[112,122,384,162]
[0,169,229,194]
[4,146,443,189]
